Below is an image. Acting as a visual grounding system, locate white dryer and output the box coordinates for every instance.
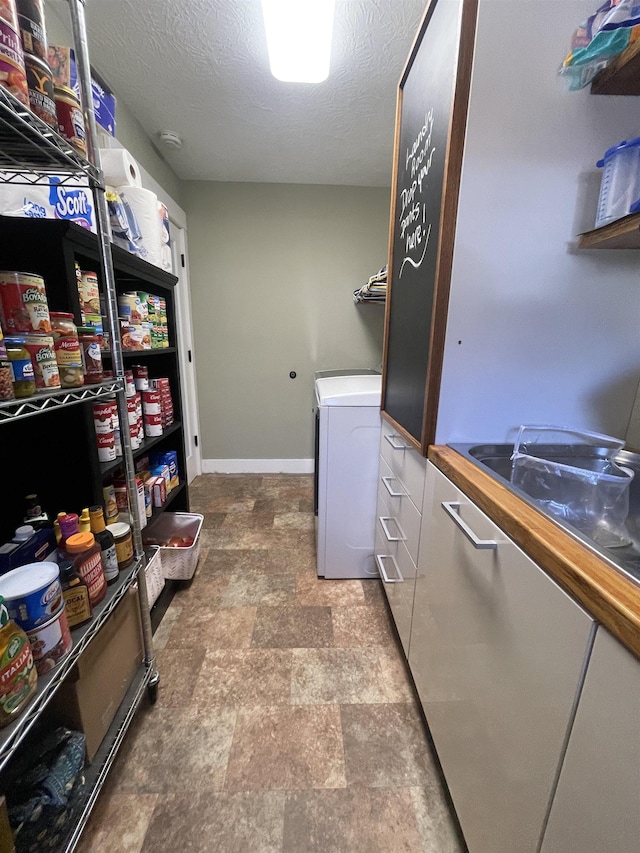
[314,373,382,579]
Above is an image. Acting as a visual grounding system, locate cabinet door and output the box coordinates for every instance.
[410,463,594,853]
[540,627,640,853]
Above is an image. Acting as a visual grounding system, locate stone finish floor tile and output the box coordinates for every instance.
[76,792,158,853]
[164,606,257,649]
[219,568,296,607]
[295,572,366,607]
[341,703,439,788]
[108,705,236,795]
[141,790,285,853]
[225,705,346,791]
[331,604,396,647]
[251,605,333,648]
[291,648,414,705]
[410,785,466,853]
[191,648,293,707]
[282,788,426,852]
[152,646,206,707]
[79,474,461,852]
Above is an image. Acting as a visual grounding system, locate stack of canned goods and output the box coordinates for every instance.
[92,396,122,463]
[118,291,169,350]
[0,270,60,399]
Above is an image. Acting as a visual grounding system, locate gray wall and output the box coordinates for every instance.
[184,181,389,463]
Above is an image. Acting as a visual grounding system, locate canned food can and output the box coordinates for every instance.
[77,269,100,315]
[126,395,138,425]
[125,369,135,396]
[133,364,148,391]
[144,412,163,437]
[21,333,60,389]
[142,389,161,414]
[54,84,86,156]
[0,10,29,108]
[0,271,51,334]
[26,604,72,675]
[24,52,55,127]
[96,430,116,462]
[16,0,47,60]
[93,400,114,433]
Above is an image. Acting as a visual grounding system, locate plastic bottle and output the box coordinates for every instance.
[58,512,79,553]
[78,508,91,534]
[59,559,92,629]
[0,595,38,728]
[89,506,119,583]
[65,532,106,607]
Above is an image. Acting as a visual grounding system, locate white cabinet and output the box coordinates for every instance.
[411,462,595,853]
[374,430,426,655]
[540,627,640,853]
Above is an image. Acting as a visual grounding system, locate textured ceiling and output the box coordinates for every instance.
[72,0,426,187]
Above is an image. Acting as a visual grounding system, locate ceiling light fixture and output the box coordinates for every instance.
[261,0,335,83]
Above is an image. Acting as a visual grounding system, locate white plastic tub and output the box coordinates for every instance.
[141,512,203,581]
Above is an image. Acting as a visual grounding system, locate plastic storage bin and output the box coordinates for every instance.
[595,136,640,228]
[143,546,165,607]
[510,426,634,548]
[141,512,203,580]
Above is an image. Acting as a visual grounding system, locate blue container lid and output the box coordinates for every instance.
[597,136,640,168]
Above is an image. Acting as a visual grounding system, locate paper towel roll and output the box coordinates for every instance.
[118,186,162,267]
[101,148,142,188]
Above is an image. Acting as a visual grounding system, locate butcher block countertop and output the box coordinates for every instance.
[430,445,640,661]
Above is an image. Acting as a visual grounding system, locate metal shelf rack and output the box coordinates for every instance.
[0,1,160,848]
[0,379,123,424]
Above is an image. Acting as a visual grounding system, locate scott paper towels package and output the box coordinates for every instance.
[0,173,96,232]
[117,186,162,267]
[100,148,142,188]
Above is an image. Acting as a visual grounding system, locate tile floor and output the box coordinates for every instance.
[77,474,464,853]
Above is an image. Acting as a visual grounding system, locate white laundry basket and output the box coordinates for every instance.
[142,512,204,581]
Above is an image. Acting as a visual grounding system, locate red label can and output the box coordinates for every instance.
[0,271,51,334]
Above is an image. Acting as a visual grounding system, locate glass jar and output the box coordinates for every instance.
[50,311,84,388]
[77,326,103,384]
[5,337,35,398]
[0,322,15,401]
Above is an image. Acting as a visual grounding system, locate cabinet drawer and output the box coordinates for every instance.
[375,515,413,656]
[380,430,426,511]
[377,460,421,564]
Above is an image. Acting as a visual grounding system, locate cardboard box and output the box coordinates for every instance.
[47,589,143,760]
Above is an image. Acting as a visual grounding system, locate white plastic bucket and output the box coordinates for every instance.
[0,561,62,630]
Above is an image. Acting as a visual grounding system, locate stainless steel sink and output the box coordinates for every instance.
[449,442,640,587]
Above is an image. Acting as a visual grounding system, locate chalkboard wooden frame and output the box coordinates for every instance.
[381,0,478,454]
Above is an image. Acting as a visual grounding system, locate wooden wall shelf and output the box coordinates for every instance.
[577,212,640,249]
[591,38,640,95]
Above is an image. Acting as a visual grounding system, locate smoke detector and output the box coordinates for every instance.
[158,130,182,150]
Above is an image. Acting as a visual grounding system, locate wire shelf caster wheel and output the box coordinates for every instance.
[147,670,160,705]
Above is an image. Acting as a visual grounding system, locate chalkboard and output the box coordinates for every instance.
[382,0,477,452]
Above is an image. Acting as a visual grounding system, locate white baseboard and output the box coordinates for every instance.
[202,458,314,474]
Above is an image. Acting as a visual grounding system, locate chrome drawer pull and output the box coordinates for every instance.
[441,501,497,550]
[382,476,403,497]
[384,433,407,451]
[375,553,404,583]
[380,516,405,542]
